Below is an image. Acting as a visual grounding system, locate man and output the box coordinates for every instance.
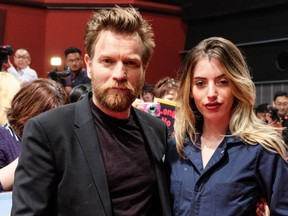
[64,47,90,93]
[12,6,172,216]
[7,48,38,85]
[272,90,288,127]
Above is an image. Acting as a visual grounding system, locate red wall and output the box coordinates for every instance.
[0,4,46,76]
[0,2,186,84]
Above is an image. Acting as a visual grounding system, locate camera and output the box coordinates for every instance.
[47,69,70,86]
[143,102,161,117]
[0,45,14,71]
[267,105,280,122]
[0,45,14,62]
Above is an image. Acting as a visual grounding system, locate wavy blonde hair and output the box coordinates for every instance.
[174,37,287,160]
[0,72,21,125]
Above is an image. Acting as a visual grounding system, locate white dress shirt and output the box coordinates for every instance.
[7,66,38,85]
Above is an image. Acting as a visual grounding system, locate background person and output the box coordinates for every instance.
[141,83,155,102]
[0,158,18,192]
[63,47,91,94]
[255,103,270,123]
[0,78,68,192]
[272,90,288,127]
[12,6,172,216]
[0,72,21,126]
[154,76,179,102]
[69,83,91,103]
[7,48,38,85]
[166,37,288,215]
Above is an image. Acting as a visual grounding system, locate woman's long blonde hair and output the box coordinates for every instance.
[0,72,21,125]
[174,37,287,160]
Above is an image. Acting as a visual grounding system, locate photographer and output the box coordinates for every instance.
[63,47,90,94]
[7,48,38,86]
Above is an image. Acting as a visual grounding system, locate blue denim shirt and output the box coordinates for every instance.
[166,135,288,216]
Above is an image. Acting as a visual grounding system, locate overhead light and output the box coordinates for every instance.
[50,57,62,66]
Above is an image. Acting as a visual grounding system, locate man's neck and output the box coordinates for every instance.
[70,69,82,78]
[17,66,29,71]
[92,97,131,120]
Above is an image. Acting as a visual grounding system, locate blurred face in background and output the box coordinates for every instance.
[273,96,288,117]
[142,91,154,102]
[66,52,84,73]
[162,89,177,101]
[256,112,268,123]
[13,49,31,70]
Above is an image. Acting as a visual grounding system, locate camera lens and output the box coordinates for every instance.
[148,104,158,113]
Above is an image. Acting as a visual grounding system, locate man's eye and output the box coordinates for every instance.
[102,59,113,64]
[125,60,139,67]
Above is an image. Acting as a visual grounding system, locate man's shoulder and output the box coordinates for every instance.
[35,97,91,123]
[35,102,76,122]
[23,66,36,72]
[80,69,89,79]
[283,116,288,127]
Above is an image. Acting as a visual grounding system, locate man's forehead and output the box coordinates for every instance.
[276,96,288,102]
[16,49,29,56]
[67,53,81,58]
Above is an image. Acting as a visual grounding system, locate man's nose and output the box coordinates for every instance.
[112,62,127,80]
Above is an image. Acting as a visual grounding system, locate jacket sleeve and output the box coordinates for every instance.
[12,117,57,215]
[257,147,288,215]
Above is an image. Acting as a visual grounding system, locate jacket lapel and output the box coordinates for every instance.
[74,95,112,216]
[133,108,172,215]
[133,109,165,161]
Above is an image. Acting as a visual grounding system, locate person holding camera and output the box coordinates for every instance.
[63,47,91,94]
[7,48,38,86]
[0,78,68,192]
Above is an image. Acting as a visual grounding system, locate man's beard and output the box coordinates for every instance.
[92,79,143,112]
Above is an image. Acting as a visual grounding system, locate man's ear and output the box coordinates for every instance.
[84,54,91,79]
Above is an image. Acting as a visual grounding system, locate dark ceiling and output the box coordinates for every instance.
[144,0,187,6]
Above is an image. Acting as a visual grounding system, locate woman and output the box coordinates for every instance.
[166,37,288,215]
[0,78,68,191]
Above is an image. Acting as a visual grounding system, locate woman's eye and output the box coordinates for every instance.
[195,81,205,87]
[217,79,229,86]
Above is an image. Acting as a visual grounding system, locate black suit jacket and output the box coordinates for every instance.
[12,94,172,216]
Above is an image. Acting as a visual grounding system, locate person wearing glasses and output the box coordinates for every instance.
[64,47,91,94]
[272,91,288,126]
[7,48,38,86]
[271,90,288,144]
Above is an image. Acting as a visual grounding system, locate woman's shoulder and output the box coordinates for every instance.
[166,137,178,159]
[167,136,176,147]
[0,125,19,142]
